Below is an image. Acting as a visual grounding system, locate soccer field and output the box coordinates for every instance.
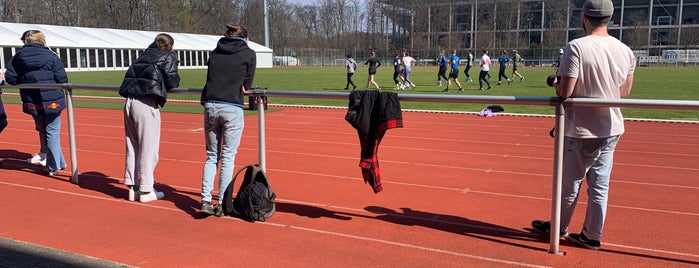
[3,66,698,121]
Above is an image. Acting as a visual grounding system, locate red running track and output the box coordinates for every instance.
[0,103,697,267]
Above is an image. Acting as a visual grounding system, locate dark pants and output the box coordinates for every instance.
[479,70,491,89]
[437,67,447,81]
[0,98,6,133]
[498,67,509,82]
[346,73,356,89]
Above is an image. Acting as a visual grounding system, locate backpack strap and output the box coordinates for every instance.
[223,165,252,215]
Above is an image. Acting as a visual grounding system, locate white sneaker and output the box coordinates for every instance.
[27,153,47,166]
[139,190,164,203]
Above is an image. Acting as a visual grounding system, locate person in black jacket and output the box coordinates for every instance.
[0,80,6,134]
[4,30,68,175]
[119,33,180,203]
[199,24,256,216]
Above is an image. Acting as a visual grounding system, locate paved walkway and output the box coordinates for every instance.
[0,237,133,268]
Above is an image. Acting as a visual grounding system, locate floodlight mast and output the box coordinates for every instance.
[264,0,270,47]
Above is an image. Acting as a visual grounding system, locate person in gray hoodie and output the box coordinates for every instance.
[199,24,257,216]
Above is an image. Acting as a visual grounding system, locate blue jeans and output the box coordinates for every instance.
[201,102,244,203]
[559,135,621,241]
[32,112,66,172]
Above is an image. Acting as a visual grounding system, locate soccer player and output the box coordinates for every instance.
[442,49,464,93]
[497,50,511,85]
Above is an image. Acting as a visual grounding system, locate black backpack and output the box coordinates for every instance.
[223,164,276,222]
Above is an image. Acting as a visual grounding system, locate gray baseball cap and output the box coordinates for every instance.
[583,0,614,17]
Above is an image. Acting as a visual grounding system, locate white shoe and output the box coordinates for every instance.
[139,190,164,203]
[28,153,47,166]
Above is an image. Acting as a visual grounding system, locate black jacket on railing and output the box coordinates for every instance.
[119,42,180,108]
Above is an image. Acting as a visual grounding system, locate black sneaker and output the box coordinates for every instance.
[567,233,601,250]
[442,88,449,93]
[458,88,463,93]
[200,201,215,215]
[531,220,567,237]
[214,205,224,218]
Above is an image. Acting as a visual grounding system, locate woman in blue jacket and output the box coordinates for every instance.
[5,30,68,176]
[119,33,180,203]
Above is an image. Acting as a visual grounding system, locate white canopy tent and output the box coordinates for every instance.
[0,22,273,71]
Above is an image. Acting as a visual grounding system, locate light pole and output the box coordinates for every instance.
[527,18,531,49]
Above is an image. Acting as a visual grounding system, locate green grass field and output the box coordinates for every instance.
[2,66,698,120]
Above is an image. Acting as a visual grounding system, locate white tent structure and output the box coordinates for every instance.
[0,22,273,71]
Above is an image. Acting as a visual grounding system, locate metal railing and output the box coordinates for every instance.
[2,83,698,255]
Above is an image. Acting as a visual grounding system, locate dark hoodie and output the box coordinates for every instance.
[5,43,68,115]
[200,37,256,106]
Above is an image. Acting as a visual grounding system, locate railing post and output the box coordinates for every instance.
[255,93,267,172]
[549,101,566,255]
[63,85,79,184]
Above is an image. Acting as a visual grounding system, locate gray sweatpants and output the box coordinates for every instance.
[123,96,161,193]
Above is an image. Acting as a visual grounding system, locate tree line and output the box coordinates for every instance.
[2,0,696,63]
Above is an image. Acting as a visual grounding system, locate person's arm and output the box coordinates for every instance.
[52,56,68,83]
[4,58,18,85]
[162,53,181,90]
[554,76,576,98]
[619,74,633,98]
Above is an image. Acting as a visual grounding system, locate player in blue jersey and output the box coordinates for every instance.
[436,50,448,86]
[442,49,464,93]
[497,50,512,86]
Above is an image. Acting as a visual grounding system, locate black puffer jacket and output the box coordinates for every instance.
[119,43,180,107]
[5,43,68,115]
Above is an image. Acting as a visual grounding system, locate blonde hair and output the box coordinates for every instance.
[23,30,46,46]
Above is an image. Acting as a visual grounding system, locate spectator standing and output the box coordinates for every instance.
[119,33,181,202]
[0,73,7,134]
[199,24,256,216]
[531,0,636,251]
[4,30,68,175]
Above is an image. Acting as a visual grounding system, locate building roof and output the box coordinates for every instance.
[0,22,272,53]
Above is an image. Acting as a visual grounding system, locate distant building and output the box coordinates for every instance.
[379,0,699,63]
[0,22,274,71]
